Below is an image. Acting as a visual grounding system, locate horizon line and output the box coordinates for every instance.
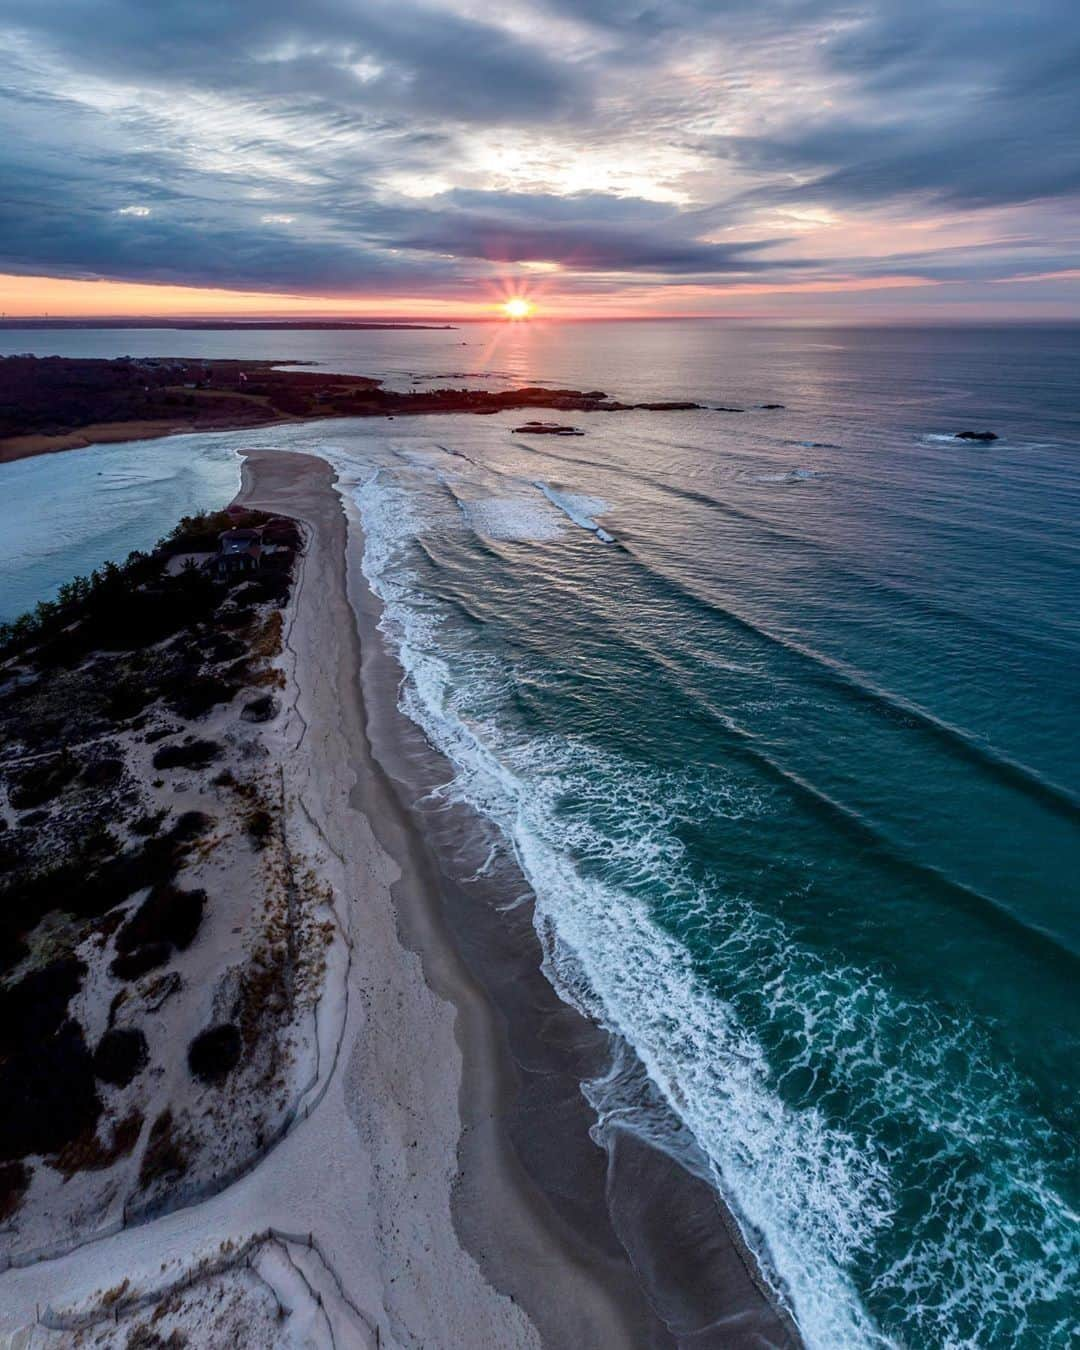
[4,313,1080,327]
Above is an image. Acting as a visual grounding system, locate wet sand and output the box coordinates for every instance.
[292,446,802,1348]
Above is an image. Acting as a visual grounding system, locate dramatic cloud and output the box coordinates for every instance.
[716,1,1080,211]
[0,0,1076,313]
[368,191,798,274]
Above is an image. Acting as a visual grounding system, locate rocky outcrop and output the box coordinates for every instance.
[633,400,703,411]
[512,422,585,436]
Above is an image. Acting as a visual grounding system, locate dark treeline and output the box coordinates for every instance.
[0,508,279,661]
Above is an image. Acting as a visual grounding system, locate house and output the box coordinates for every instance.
[211,528,262,577]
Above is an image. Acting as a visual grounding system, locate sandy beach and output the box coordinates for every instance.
[0,449,798,1347]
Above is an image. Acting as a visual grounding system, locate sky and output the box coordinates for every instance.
[0,0,1078,320]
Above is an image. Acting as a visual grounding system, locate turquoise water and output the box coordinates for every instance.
[2,324,1078,1345]
[0,435,241,622]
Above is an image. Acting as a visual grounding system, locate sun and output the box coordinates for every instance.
[502,297,535,320]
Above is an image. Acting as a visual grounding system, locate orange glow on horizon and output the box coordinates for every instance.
[0,273,513,321]
[0,267,946,326]
[0,267,1065,325]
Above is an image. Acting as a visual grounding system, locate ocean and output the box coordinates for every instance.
[3,322,1078,1347]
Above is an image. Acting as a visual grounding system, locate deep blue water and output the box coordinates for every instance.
[2,323,1078,1346]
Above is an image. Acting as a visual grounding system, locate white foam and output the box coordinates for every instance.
[459,496,566,541]
[749,468,818,483]
[533,483,615,542]
[354,471,884,1345]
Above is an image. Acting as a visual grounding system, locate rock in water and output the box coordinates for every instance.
[512,422,585,436]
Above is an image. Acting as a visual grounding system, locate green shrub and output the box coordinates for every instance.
[0,956,86,1057]
[244,809,274,848]
[8,754,78,809]
[187,1024,242,1083]
[116,885,205,954]
[0,1021,101,1161]
[0,1161,30,1220]
[151,739,222,770]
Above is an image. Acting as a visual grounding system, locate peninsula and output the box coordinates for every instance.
[0,355,701,462]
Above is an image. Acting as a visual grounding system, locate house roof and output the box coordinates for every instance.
[219,528,262,557]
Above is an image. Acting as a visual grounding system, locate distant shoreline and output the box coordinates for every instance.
[0,418,253,462]
[0,354,703,464]
[0,319,454,331]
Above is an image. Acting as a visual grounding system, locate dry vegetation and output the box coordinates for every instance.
[0,503,335,1250]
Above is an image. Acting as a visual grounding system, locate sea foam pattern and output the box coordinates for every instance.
[459,496,566,541]
[354,467,1079,1350]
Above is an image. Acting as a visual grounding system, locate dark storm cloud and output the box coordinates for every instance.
[0,157,468,293]
[0,158,792,288]
[538,0,843,38]
[0,0,1076,299]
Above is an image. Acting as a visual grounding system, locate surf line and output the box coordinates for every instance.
[532,481,615,543]
[428,443,617,545]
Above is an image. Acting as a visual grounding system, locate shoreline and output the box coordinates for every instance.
[333,456,802,1348]
[0,321,453,331]
[0,414,302,464]
[0,449,799,1347]
[0,450,535,1345]
[242,451,666,1347]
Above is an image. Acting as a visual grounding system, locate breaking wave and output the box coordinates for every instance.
[532,482,615,541]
